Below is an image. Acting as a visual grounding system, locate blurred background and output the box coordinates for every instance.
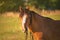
[0,0,60,40]
[0,0,60,13]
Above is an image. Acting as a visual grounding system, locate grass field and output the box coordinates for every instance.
[0,14,31,40]
[0,13,60,40]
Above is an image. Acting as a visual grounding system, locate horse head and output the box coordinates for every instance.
[19,7,33,40]
[19,7,32,32]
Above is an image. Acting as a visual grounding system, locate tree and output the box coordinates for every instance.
[0,0,25,13]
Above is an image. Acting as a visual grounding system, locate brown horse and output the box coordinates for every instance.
[19,7,60,40]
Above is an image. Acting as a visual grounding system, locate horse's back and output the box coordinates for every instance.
[32,13,60,40]
[44,18,60,40]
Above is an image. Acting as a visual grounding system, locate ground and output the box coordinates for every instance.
[0,11,60,40]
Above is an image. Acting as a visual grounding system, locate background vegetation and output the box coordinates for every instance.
[0,0,60,13]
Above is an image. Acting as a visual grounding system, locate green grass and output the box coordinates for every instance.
[0,14,60,40]
[0,16,20,32]
[0,15,31,40]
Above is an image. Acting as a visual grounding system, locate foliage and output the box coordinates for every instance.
[27,0,60,10]
[0,0,60,13]
[0,0,25,13]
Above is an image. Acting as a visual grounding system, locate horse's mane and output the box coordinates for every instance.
[28,10,54,21]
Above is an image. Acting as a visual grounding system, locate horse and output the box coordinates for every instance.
[19,7,60,40]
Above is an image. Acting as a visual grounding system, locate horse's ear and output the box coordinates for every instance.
[19,6,24,18]
[19,6,23,12]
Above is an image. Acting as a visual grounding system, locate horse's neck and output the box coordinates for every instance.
[33,13,44,21]
[31,13,44,28]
